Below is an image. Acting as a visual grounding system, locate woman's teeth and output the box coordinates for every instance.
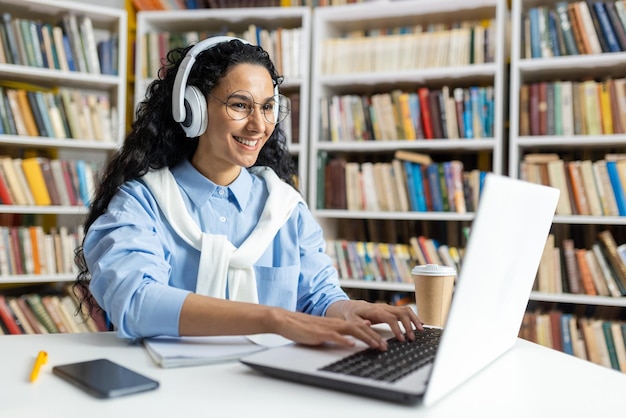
[235,136,257,147]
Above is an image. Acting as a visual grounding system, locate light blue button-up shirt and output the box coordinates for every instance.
[84,159,348,339]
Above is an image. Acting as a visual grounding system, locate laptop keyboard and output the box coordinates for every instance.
[319,328,442,382]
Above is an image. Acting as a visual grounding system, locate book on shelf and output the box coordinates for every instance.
[28,225,43,275]
[24,293,58,333]
[588,319,612,368]
[548,311,563,352]
[610,1,626,48]
[38,158,62,206]
[560,313,574,356]
[428,89,445,139]
[391,159,410,212]
[51,25,70,72]
[584,248,611,297]
[0,156,28,206]
[21,157,52,206]
[0,294,24,335]
[607,78,625,134]
[575,248,598,295]
[601,321,621,371]
[358,162,378,211]
[1,13,19,65]
[606,160,626,215]
[403,161,424,212]
[393,150,432,166]
[545,158,572,215]
[39,23,57,70]
[17,296,49,334]
[593,159,620,216]
[437,163,450,212]
[0,165,15,205]
[591,242,623,297]
[562,238,582,294]
[40,295,70,333]
[610,322,626,372]
[14,89,38,137]
[0,87,16,135]
[597,229,626,293]
[567,160,590,215]
[579,159,603,216]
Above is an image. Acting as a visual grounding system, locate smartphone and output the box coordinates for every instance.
[52,358,159,399]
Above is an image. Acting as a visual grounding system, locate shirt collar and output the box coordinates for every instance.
[170,159,253,212]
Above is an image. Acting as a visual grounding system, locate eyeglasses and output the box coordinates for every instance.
[210,90,291,124]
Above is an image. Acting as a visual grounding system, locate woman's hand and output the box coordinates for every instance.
[270,309,389,350]
[326,300,424,343]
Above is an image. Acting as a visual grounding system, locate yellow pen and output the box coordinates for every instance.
[29,351,48,382]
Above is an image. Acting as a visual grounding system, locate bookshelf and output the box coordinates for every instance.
[133,6,311,197]
[308,0,508,298]
[0,0,127,290]
[510,0,626,370]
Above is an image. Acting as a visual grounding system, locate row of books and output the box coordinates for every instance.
[519,78,626,137]
[327,235,465,283]
[319,151,486,214]
[0,156,97,207]
[0,85,117,142]
[0,225,82,277]
[140,25,304,80]
[327,239,415,283]
[535,230,626,297]
[321,19,496,75]
[0,288,108,335]
[133,0,285,10]
[320,86,495,142]
[519,311,626,373]
[519,153,626,216]
[131,1,381,11]
[523,1,626,59]
[0,12,118,75]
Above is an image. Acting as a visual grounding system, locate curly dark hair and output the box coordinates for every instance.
[73,38,298,316]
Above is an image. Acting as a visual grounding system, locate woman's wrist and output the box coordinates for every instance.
[325,300,352,320]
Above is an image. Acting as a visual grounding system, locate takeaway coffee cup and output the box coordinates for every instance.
[411,264,457,328]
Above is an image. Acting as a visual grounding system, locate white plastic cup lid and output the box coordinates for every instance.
[411,264,456,276]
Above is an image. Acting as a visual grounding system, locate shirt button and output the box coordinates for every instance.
[218,189,225,196]
[219,216,227,223]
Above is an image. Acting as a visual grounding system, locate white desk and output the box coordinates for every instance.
[1,332,624,418]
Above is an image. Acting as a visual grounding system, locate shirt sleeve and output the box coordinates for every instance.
[83,184,190,339]
[294,204,349,316]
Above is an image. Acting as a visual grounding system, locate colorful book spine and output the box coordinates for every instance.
[606,160,626,215]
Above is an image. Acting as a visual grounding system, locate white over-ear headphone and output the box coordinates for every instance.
[171,36,279,138]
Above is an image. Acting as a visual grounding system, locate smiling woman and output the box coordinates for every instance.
[73,37,423,350]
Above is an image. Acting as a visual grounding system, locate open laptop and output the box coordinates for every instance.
[240,173,559,406]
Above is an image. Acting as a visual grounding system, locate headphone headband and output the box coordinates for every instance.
[172,36,250,124]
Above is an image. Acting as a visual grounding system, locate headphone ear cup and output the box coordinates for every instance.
[180,86,207,138]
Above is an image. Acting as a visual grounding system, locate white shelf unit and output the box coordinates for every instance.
[509,0,626,309]
[134,7,311,197]
[309,0,508,293]
[0,0,127,285]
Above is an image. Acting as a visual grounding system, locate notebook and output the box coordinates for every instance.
[240,173,559,406]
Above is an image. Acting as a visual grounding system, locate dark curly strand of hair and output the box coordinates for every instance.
[73,39,298,316]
